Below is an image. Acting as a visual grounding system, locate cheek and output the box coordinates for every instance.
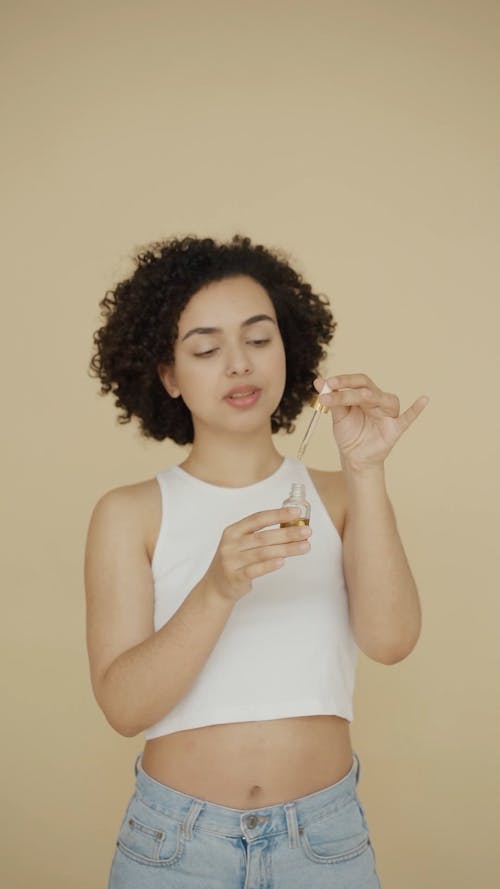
[266,341,287,400]
[179,365,214,405]
[175,351,212,384]
[271,339,287,378]
[169,356,207,407]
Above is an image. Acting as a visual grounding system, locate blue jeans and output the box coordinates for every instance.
[108,750,381,888]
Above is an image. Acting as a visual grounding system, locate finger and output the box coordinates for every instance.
[240,538,311,567]
[381,392,400,417]
[240,558,286,581]
[231,506,302,536]
[320,388,400,416]
[319,373,377,392]
[313,375,327,392]
[396,396,430,433]
[246,523,312,550]
[319,387,383,409]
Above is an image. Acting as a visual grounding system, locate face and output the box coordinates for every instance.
[158,275,287,437]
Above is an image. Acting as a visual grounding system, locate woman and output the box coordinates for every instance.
[85,234,428,888]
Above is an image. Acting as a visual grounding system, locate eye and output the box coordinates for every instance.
[248,338,271,346]
[194,348,219,357]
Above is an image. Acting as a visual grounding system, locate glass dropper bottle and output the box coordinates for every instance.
[280,483,311,527]
[296,381,332,461]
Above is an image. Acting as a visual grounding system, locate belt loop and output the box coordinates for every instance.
[284,802,299,849]
[353,751,361,785]
[134,753,142,777]
[183,799,204,841]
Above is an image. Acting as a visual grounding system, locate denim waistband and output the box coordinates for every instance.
[132,750,361,844]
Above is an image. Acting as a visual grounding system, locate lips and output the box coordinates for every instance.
[223,386,262,408]
[224,386,260,399]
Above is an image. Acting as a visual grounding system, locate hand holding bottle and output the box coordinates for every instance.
[204,507,312,603]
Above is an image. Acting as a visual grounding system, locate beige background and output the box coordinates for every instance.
[2,1,499,886]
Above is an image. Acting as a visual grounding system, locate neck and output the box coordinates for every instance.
[178,427,284,487]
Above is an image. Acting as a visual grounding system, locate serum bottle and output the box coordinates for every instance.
[280,483,311,527]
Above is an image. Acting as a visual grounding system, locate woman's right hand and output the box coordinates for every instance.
[204,507,312,603]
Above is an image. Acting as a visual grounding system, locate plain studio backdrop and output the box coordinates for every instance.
[1,1,499,886]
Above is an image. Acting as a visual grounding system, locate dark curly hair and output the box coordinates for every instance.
[89,234,336,444]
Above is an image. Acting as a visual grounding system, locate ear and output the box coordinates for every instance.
[157,363,181,398]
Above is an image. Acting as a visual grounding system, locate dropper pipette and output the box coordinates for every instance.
[296,381,332,461]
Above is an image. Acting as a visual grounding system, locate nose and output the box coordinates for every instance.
[225,344,253,376]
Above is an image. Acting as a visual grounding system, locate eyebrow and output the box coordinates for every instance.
[181,314,277,342]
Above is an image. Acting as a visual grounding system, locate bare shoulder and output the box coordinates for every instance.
[307,466,348,540]
[89,477,162,561]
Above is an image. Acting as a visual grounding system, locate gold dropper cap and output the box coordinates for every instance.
[310,394,330,414]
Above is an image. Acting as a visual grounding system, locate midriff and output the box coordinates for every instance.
[141,713,353,808]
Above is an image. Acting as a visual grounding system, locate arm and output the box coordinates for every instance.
[84,489,308,738]
[84,488,235,737]
[341,465,422,664]
[313,371,429,665]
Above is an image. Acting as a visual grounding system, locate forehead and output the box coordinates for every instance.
[178,275,275,329]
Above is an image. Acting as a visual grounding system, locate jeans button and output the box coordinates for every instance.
[246,815,258,828]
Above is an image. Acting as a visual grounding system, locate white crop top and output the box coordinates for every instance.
[144,457,358,739]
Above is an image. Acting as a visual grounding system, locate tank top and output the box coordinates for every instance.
[144,457,358,739]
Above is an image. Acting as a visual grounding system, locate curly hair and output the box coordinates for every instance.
[89,234,336,444]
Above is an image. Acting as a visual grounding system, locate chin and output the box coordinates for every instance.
[223,411,274,436]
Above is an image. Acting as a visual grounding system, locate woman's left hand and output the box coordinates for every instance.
[314,373,429,472]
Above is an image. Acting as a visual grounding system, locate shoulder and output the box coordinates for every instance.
[307,466,348,540]
[89,477,162,561]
